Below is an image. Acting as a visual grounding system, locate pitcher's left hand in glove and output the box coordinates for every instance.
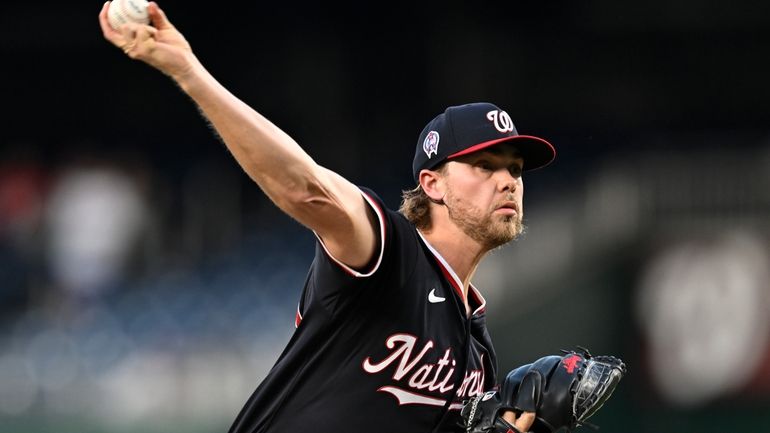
[461,347,626,433]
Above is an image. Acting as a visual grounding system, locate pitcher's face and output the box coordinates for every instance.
[442,146,524,249]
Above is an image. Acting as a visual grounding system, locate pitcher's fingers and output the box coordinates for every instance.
[147,2,172,30]
[99,1,122,41]
[120,21,156,44]
[128,25,157,58]
[514,411,536,433]
[135,25,157,43]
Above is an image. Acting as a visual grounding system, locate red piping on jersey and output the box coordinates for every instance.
[468,286,486,315]
[295,304,303,328]
[431,255,486,315]
[315,190,387,278]
[433,259,466,303]
[418,231,487,316]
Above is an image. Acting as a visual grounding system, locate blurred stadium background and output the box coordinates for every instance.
[2,1,770,432]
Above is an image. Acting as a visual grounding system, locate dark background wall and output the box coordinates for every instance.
[6,1,770,191]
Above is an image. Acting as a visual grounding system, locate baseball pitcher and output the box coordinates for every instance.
[98,3,624,432]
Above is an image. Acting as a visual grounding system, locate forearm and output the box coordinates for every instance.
[169,56,379,267]
[173,54,322,209]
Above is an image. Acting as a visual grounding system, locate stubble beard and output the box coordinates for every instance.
[444,189,524,251]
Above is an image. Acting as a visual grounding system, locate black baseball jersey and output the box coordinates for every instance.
[229,188,498,433]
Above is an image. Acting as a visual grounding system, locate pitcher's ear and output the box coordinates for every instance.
[419,167,446,204]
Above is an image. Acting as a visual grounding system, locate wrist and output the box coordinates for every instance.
[171,53,206,92]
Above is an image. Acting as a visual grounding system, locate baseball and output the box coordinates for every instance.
[107,0,150,30]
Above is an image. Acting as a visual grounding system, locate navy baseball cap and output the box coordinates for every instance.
[412,102,556,183]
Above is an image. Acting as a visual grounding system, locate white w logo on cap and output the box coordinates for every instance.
[486,110,514,133]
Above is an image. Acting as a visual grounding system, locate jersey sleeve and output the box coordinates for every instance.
[295,187,418,326]
[312,188,388,278]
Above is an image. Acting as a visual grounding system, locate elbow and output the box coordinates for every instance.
[279,167,340,213]
[260,164,355,233]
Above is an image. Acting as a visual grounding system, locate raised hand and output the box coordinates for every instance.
[99,1,196,80]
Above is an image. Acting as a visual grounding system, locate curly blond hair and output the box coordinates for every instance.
[399,185,433,230]
[398,165,446,230]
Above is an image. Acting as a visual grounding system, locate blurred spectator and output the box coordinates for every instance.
[0,144,48,309]
[636,231,770,407]
[42,155,153,298]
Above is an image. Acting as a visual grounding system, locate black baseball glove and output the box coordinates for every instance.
[460,347,626,433]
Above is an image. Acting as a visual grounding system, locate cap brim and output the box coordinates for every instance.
[446,135,556,171]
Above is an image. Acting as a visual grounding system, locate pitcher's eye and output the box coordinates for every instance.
[475,161,493,172]
[509,164,523,177]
